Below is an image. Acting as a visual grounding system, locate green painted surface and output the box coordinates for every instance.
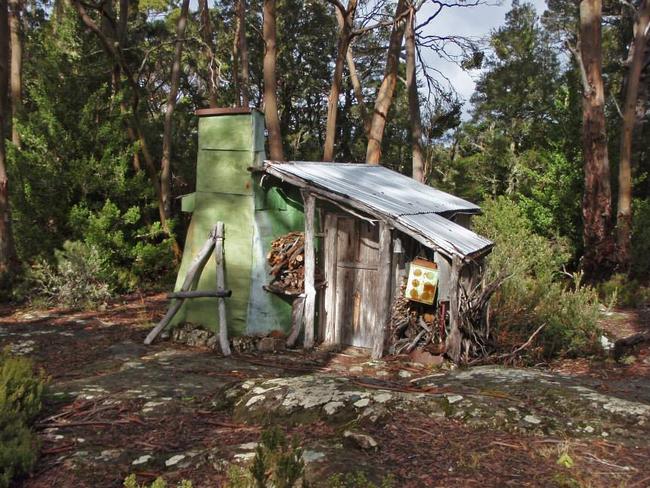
[199,113,265,152]
[181,193,195,213]
[171,110,304,336]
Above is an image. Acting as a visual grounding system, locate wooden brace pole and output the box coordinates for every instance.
[214,222,231,356]
[302,190,316,348]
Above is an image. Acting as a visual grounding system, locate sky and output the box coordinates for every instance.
[418,0,548,107]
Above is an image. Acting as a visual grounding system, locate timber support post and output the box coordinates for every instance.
[445,255,462,362]
[372,221,392,359]
[214,222,231,355]
[302,190,316,348]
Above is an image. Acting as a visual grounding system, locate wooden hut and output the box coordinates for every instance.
[149,109,493,362]
[261,161,494,360]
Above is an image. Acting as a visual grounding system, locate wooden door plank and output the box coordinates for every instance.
[372,221,393,359]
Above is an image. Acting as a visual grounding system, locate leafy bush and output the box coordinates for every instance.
[227,426,307,488]
[598,274,650,309]
[70,200,175,291]
[473,197,600,359]
[28,240,112,309]
[0,352,46,487]
[631,198,650,280]
[123,475,193,488]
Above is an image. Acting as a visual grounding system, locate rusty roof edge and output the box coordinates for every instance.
[263,162,493,260]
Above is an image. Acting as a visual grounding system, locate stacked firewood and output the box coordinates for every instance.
[266,232,319,295]
[389,279,445,355]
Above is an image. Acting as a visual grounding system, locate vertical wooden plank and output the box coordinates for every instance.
[372,221,392,359]
[335,217,356,345]
[215,222,231,356]
[323,213,339,344]
[302,191,316,348]
[445,255,462,362]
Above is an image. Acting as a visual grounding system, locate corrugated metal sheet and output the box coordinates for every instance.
[264,161,494,259]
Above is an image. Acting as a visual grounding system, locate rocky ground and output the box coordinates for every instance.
[1,294,649,487]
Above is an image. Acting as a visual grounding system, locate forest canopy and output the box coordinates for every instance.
[0,0,649,307]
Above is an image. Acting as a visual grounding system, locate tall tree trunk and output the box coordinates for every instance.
[199,0,218,107]
[161,0,190,219]
[238,0,250,107]
[0,0,17,287]
[405,4,424,182]
[346,44,369,136]
[616,0,650,270]
[323,0,357,161]
[365,0,408,164]
[263,0,284,161]
[232,3,241,107]
[578,0,615,279]
[8,0,20,148]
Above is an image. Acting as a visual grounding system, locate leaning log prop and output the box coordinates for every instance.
[144,222,232,355]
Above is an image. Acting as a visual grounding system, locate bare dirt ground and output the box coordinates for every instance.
[1,294,649,487]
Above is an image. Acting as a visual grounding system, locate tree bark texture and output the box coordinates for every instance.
[199,0,218,107]
[616,0,650,270]
[0,0,17,285]
[579,0,615,279]
[405,4,424,182]
[238,0,250,107]
[323,0,357,161]
[263,0,285,161]
[365,0,408,164]
[232,3,241,106]
[161,0,190,219]
[8,0,21,148]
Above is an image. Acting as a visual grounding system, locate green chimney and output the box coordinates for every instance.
[172,109,303,336]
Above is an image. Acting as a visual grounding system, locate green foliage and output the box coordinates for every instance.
[27,241,112,309]
[226,426,307,488]
[474,198,600,359]
[598,274,650,309]
[123,474,193,488]
[631,198,650,280]
[0,352,46,487]
[69,201,175,291]
[327,472,395,488]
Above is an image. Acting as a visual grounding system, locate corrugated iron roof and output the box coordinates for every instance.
[263,161,493,259]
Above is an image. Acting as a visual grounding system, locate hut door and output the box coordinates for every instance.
[329,216,380,348]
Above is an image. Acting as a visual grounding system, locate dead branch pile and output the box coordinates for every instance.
[266,232,321,295]
[389,279,445,355]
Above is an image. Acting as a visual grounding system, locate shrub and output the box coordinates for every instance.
[598,274,650,309]
[473,197,600,359]
[226,426,307,488]
[0,352,46,487]
[28,240,112,309]
[69,200,175,292]
[631,198,650,280]
[123,475,193,488]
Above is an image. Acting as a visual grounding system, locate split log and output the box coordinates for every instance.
[167,290,232,299]
[614,331,650,360]
[286,296,305,347]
